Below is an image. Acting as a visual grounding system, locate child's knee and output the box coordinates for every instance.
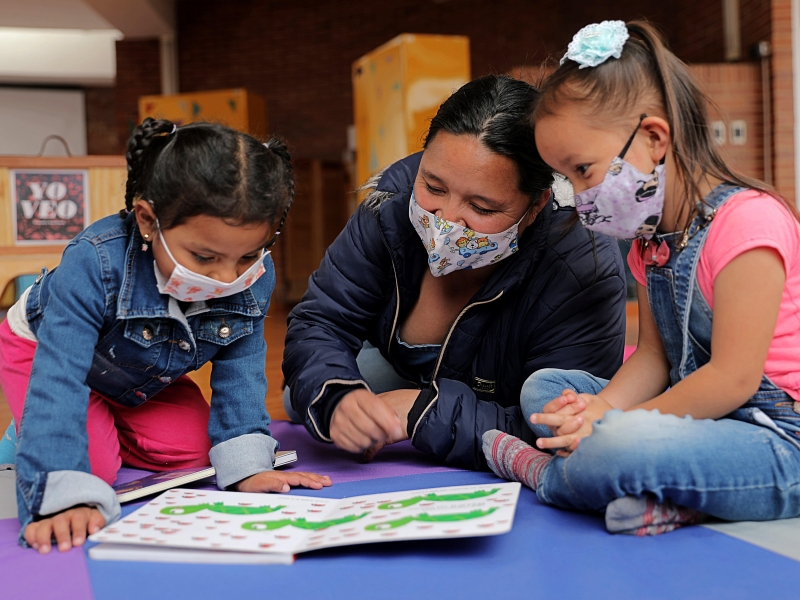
[521,368,579,417]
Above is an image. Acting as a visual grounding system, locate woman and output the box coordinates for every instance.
[282,75,626,469]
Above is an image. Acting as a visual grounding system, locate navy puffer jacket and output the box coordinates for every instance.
[283,153,626,469]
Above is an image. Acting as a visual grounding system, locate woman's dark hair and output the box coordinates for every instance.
[123,118,294,230]
[535,20,800,226]
[424,74,554,204]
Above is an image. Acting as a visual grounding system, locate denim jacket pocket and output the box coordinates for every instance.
[196,315,253,346]
[93,319,166,372]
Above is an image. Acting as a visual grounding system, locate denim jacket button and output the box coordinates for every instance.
[218,324,231,339]
[142,326,154,341]
[178,340,191,351]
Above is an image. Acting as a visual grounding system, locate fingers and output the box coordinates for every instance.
[52,513,73,552]
[24,521,48,553]
[542,390,585,416]
[363,441,385,463]
[536,433,580,451]
[330,391,402,454]
[237,471,333,493]
[69,509,90,548]
[88,510,106,536]
[359,395,403,440]
[529,412,574,430]
[24,507,103,554]
[280,472,332,490]
[554,415,585,436]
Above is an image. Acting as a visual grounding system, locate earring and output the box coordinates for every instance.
[141,232,151,252]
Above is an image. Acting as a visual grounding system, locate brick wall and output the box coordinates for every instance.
[175,0,676,161]
[85,0,791,200]
[771,0,795,202]
[85,39,161,156]
[692,63,764,180]
[741,0,772,55]
[671,0,725,62]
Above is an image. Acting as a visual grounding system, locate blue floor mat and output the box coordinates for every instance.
[86,471,800,600]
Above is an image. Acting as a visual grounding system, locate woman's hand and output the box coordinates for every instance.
[531,390,613,454]
[330,389,405,457]
[24,506,105,554]
[235,470,332,493]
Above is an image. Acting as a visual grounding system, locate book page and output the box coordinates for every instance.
[293,483,520,553]
[89,482,520,555]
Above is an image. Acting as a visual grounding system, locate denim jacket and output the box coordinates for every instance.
[15,213,278,537]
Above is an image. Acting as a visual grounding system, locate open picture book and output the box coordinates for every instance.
[89,481,521,564]
[112,450,298,503]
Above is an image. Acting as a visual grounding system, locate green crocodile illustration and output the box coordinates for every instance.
[242,512,369,531]
[159,502,286,516]
[365,508,498,530]
[378,488,501,509]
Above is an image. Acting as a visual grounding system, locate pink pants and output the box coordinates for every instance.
[0,319,212,485]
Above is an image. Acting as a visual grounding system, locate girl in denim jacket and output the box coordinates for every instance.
[484,21,800,535]
[0,118,330,553]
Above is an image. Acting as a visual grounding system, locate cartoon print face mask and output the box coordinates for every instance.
[409,193,523,277]
[155,228,268,302]
[573,114,666,240]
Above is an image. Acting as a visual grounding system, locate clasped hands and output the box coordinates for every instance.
[531,389,613,456]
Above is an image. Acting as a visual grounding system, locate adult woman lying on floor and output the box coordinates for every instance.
[282,74,626,469]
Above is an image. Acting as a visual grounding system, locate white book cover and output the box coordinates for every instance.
[112,451,297,503]
[89,482,520,561]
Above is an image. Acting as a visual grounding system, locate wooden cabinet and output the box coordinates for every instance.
[352,34,470,193]
[138,88,267,137]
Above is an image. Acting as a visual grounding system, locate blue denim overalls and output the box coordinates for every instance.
[525,185,800,520]
[647,184,800,447]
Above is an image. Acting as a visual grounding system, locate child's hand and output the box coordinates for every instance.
[24,506,105,554]
[531,393,613,454]
[536,389,589,435]
[235,470,332,493]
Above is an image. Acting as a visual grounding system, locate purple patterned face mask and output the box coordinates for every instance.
[574,114,666,240]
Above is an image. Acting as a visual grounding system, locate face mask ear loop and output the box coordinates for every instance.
[618,113,647,159]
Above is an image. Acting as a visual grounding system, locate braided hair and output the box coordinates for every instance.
[123,118,294,230]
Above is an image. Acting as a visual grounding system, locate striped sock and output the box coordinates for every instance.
[605,495,705,536]
[482,430,552,490]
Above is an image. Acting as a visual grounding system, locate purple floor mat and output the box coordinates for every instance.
[267,420,462,483]
[0,517,94,600]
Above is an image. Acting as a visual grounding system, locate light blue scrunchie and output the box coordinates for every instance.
[560,20,629,69]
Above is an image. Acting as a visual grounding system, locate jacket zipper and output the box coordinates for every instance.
[378,231,402,356]
[430,291,504,381]
[409,290,505,442]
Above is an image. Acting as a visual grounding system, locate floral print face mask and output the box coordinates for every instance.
[409,193,524,277]
[155,228,268,302]
[573,114,666,240]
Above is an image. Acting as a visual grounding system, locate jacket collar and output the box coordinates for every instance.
[116,217,262,319]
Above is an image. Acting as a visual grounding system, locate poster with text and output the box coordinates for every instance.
[12,169,89,244]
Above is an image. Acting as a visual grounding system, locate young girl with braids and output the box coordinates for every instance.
[484,21,800,535]
[0,118,330,553]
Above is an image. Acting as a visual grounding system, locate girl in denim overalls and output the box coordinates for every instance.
[0,119,330,553]
[483,20,800,535]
